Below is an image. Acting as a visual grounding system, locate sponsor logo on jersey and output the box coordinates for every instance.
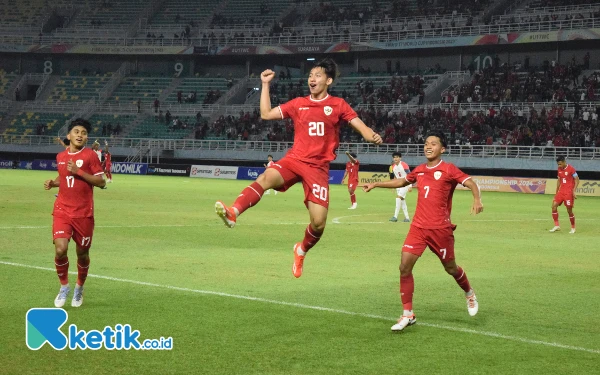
[324,106,333,116]
[418,173,424,176]
[76,160,83,168]
[434,171,442,180]
[299,107,309,110]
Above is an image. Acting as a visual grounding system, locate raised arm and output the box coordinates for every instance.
[463,179,483,215]
[348,117,382,144]
[363,177,411,192]
[104,140,110,153]
[260,69,282,120]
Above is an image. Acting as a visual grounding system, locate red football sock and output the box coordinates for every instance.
[569,215,575,228]
[232,182,264,216]
[552,211,559,226]
[400,274,414,311]
[55,256,69,285]
[301,225,322,253]
[77,257,90,287]
[452,266,472,293]
[350,193,356,204]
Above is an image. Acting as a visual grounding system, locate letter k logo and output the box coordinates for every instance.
[26,308,68,350]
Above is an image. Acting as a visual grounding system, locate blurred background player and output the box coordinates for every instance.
[263,154,277,195]
[363,132,483,332]
[215,58,382,278]
[390,152,412,222]
[44,119,106,308]
[92,140,103,163]
[343,151,359,209]
[550,156,579,234]
[103,140,113,183]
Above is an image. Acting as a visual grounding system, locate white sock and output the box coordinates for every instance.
[296,245,307,256]
[403,309,413,317]
[465,289,475,298]
[394,198,401,218]
[401,200,409,220]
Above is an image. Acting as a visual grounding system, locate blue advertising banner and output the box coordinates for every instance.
[237,167,265,181]
[329,170,345,184]
[0,160,14,169]
[111,162,148,175]
[32,159,58,171]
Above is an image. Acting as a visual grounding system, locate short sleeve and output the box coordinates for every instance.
[87,151,104,176]
[405,169,418,184]
[340,99,358,122]
[449,163,471,185]
[279,98,299,120]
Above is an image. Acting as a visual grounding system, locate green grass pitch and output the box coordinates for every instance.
[0,170,598,374]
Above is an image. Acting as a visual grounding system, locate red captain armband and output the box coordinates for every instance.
[76,169,85,177]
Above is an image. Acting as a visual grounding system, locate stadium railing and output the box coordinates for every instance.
[2,17,599,47]
[2,136,598,160]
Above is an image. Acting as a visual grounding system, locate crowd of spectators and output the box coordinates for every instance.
[445,58,598,104]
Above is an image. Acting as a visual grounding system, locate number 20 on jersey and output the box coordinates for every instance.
[308,122,324,136]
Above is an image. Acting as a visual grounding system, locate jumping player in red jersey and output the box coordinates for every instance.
[215,58,382,278]
[363,132,483,331]
[549,155,579,234]
[103,140,113,183]
[263,154,277,195]
[44,119,106,308]
[343,151,359,209]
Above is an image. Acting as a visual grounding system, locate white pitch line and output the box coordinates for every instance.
[1,260,598,355]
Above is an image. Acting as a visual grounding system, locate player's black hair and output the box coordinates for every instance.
[392,152,402,158]
[267,154,273,158]
[556,155,566,162]
[68,118,92,133]
[63,138,70,146]
[349,152,357,159]
[425,131,448,148]
[312,58,340,82]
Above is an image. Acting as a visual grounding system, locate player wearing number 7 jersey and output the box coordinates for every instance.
[44,119,106,308]
[363,132,483,331]
[215,58,382,278]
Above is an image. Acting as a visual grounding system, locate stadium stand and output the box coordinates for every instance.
[46,73,113,103]
[0,70,18,98]
[107,76,173,106]
[165,77,231,105]
[128,114,194,139]
[3,112,72,137]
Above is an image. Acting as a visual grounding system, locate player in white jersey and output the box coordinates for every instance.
[390,152,412,222]
[263,155,277,195]
[92,140,103,163]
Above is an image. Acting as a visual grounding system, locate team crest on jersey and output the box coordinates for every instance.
[324,106,333,116]
[434,171,442,180]
[76,160,83,167]
[565,172,568,175]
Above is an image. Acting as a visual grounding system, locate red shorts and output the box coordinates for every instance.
[348,180,358,194]
[402,225,455,263]
[554,193,574,208]
[52,214,95,250]
[268,156,330,208]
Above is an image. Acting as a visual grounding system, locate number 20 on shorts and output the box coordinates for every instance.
[312,184,328,201]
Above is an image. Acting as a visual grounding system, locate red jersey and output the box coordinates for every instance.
[279,94,357,166]
[104,152,112,165]
[346,160,360,183]
[54,147,104,218]
[405,160,471,229]
[266,160,274,167]
[557,164,578,195]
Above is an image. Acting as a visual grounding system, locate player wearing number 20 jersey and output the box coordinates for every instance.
[215,58,382,278]
[44,119,106,309]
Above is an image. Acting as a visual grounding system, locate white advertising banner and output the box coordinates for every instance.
[189,165,239,179]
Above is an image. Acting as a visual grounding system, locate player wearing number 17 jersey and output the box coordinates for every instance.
[363,132,483,331]
[549,156,579,234]
[44,119,106,308]
[215,58,382,278]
